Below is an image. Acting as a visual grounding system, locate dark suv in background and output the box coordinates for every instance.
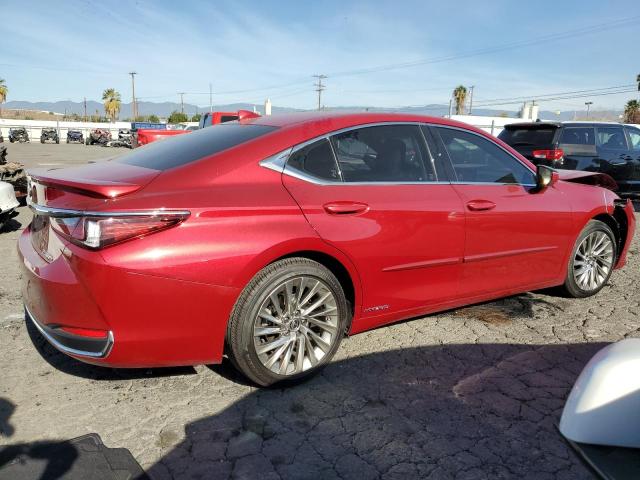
[498,122,640,198]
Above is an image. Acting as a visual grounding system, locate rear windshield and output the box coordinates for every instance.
[498,126,558,147]
[117,124,277,170]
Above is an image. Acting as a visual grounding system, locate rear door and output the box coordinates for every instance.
[557,126,598,171]
[281,123,465,320]
[429,125,573,299]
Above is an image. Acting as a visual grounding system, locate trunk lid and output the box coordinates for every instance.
[28,162,160,209]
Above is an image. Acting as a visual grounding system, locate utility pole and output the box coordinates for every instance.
[468,85,475,115]
[129,72,137,119]
[83,97,87,122]
[209,83,213,113]
[178,92,186,114]
[585,101,593,119]
[448,98,453,117]
[313,74,327,110]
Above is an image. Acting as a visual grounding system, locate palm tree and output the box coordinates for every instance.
[0,79,8,118]
[102,88,121,122]
[453,85,467,115]
[624,99,640,124]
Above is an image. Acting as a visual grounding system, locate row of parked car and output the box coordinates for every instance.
[498,121,640,198]
[0,127,133,147]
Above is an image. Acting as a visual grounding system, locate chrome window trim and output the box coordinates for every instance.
[259,148,292,174]
[283,122,445,186]
[260,121,538,187]
[431,124,538,187]
[29,204,191,219]
[25,304,114,359]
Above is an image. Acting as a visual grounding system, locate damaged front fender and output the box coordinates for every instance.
[556,169,618,192]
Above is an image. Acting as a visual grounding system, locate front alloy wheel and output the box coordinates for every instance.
[564,220,616,298]
[228,258,348,386]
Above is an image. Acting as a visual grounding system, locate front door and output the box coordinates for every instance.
[429,125,574,299]
[281,124,465,321]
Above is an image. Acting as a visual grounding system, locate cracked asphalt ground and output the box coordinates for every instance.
[1,143,639,479]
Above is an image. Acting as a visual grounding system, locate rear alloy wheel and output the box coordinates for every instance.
[563,220,616,298]
[227,258,349,386]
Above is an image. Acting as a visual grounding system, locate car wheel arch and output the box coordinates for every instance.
[592,211,627,266]
[234,242,363,333]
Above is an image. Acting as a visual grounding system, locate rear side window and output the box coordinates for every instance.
[286,139,341,181]
[559,127,596,156]
[498,126,557,147]
[597,126,627,150]
[331,125,432,182]
[560,127,595,145]
[117,124,277,170]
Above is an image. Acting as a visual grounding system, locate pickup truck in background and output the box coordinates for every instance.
[198,110,260,128]
[131,110,260,148]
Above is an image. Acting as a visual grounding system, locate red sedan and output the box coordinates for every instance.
[19,112,635,386]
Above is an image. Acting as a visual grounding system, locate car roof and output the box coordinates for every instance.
[245,111,483,136]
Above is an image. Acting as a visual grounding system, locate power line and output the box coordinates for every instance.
[473,84,636,105]
[327,15,640,78]
[473,88,637,108]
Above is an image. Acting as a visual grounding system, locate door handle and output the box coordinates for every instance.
[323,202,369,215]
[466,200,496,211]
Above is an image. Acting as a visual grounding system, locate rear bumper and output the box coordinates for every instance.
[18,225,240,368]
[25,304,113,358]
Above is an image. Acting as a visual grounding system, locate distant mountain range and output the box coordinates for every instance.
[3,100,623,122]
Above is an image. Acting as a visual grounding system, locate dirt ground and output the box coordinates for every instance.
[0,143,638,479]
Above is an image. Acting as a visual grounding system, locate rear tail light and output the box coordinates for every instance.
[49,211,189,249]
[532,149,564,161]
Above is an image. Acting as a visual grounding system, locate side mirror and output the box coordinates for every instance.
[535,165,559,192]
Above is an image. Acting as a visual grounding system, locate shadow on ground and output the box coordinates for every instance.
[139,342,600,480]
[0,217,21,234]
[0,398,78,479]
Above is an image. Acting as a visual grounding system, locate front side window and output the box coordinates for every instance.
[597,126,627,150]
[626,127,640,151]
[286,139,340,181]
[330,125,433,182]
[436,127,536,185]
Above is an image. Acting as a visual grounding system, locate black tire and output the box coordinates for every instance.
[562,220,616,298]
[227,257,349,386]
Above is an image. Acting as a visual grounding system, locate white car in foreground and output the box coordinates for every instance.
[0,181,19,230]
[560,338,640,478]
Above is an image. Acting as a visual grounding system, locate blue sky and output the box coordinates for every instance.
[1,0,638,111]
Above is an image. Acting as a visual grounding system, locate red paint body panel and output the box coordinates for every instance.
[18,112,635,368]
